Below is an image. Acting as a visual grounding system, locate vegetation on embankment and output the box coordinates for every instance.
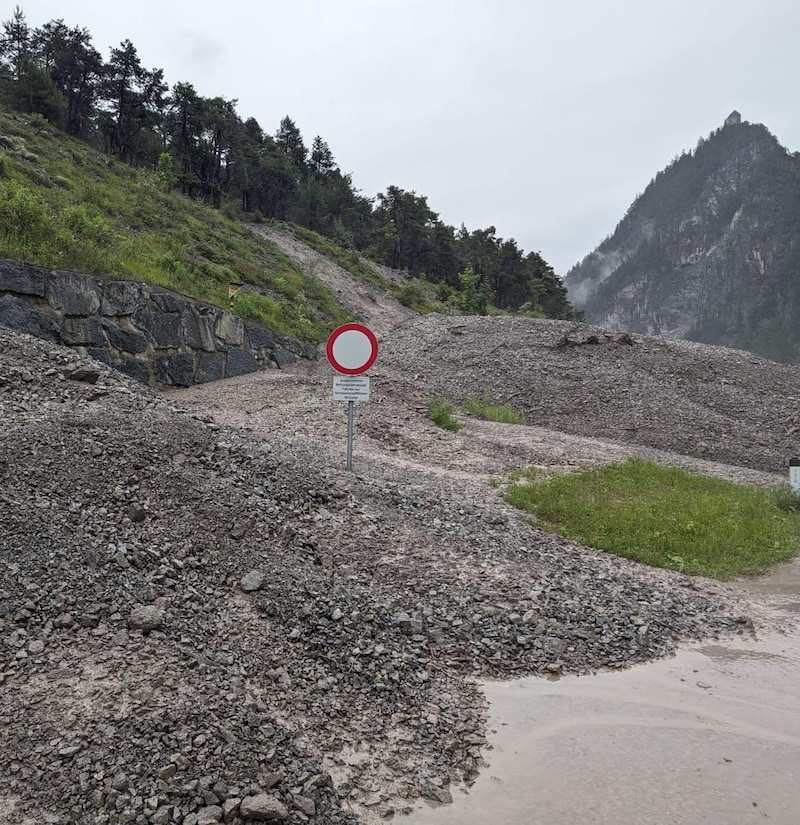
[0,110,353,341]
[506,457,800,580]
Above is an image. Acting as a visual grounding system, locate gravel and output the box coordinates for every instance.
[1,313,785,825]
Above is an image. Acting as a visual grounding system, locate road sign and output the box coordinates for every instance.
[326,323,378,375]
[791,458,800,492]
[333,376,370,402]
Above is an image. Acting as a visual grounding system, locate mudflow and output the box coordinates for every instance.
[2,306,799,824]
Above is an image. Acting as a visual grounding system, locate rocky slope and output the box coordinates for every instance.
[0,304,800,825]
[565,115,800,364]
[0,315,773,825]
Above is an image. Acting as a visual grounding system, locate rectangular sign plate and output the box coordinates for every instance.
[333,376,370,402]
[791,458,800,492]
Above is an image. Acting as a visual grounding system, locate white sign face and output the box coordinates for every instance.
[331,330,374,372]
[790,461,800,492]
[333,376,370,402]
[326,324,378,375]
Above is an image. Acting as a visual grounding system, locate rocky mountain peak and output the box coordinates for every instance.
[565,116,800,364]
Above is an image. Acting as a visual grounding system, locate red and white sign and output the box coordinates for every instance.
[326,323,378,375]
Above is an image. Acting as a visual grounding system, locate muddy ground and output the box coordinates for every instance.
[2,231,799,825]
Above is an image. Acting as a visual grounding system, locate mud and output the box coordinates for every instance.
[407,560,800,825]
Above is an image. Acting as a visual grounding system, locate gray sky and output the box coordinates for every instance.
[14,0,800,275]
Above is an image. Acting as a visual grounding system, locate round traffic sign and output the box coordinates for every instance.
[326,323,378,375]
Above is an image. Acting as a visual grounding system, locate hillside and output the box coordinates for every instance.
[0,109,428,344]
[564,114,800,364]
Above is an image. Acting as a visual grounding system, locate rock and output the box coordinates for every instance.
[423,784,453,805]
[240,570,265,592]
[293,795,316,816]
[270,348,295,369]
[213,313,245,347]
[151,806,172,825]
[221,798,241,822]
[128,605,164,632]
[111,772,130,791]
[196,805,223,824]
[239,794,289,822]
[0,295,61,343]
[101,280,145,316]
[46,271,101,315]
[0,260,46,296]
[226,349,257,378]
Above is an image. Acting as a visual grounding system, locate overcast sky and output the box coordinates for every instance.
[13,1,800,275]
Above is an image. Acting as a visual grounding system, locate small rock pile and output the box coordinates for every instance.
[0,325,751,824]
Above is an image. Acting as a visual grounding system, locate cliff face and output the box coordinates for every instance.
[565,119,800,364]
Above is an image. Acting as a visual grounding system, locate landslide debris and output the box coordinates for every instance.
[378,315,800,473]
[1,324,751,825]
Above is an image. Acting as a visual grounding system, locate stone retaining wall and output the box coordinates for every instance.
[0,259,316,386]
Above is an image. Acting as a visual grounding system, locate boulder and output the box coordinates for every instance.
[239,794,288,822]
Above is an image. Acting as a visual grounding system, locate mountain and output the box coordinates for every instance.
[564,113,800,364]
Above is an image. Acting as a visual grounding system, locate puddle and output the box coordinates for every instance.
[406,566,800,825]
[694,644,786,663]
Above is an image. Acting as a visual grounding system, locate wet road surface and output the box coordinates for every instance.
[408,560,800,825]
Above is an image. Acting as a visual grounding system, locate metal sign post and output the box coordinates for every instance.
[346,401,355,471]
[326,324,378,471]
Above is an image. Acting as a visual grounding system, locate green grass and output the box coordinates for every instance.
[0,111,351,342]
[506,457,800,580]
[428,397,462,432]
[464,393,526,424]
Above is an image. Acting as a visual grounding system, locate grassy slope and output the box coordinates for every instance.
[0,111,355,342]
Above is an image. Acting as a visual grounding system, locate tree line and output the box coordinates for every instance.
[0,7,578,319]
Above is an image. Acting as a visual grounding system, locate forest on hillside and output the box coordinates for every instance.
[0,7,578,320]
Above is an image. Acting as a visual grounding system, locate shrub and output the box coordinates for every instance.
[772,484,800,513]
[428,397,462,432]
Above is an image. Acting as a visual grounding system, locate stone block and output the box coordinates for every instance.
[214,312,245,346]
[102,319,147,354]
[195,352,225,384]
[101,280,143,316]
[0,261,46,296]
[87,348,113,366]
[47,271,101,315]
[133,305,181,349]
[182,307,216,352]
[62,317,105,346]
[0,294,61,342]
[245,322,275,351]
[116,358,151,385]
[155,353,195,387]
[151,291,183,313]
[271,347,295,369]
[226,348,257,377]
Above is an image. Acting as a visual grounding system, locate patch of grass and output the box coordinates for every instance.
[464,393,526,424]
[505,457,800,580]
[428,397,462,432]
